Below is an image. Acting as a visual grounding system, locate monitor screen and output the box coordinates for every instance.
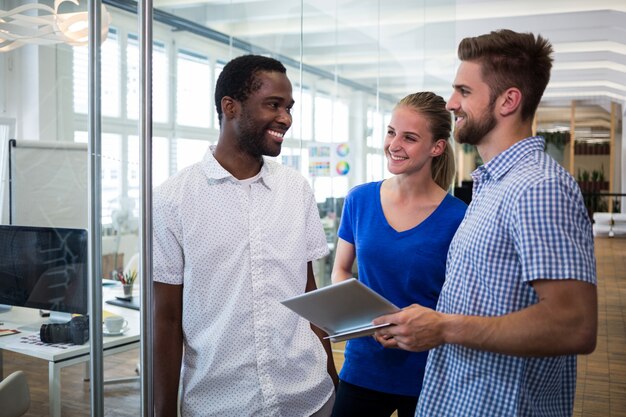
[0,225,88,315]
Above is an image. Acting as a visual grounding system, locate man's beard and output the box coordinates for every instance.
[454,100,497,146]
[237,107,282,158]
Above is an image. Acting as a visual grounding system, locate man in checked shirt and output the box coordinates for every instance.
[373,29,597,417]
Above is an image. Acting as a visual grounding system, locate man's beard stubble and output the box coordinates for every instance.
[237,106,282,158]
[454,100,497,146]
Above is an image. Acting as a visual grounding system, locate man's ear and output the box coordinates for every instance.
[221,96,238,120]
[499,87,522,117]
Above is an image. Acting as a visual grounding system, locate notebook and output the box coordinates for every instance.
[106,297,140,311]
[281,278,400,342]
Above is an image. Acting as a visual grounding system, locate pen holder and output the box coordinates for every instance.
[122,284,133,298]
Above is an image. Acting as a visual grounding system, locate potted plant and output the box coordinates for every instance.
[580,169,590,192]
[591,170,600,191]
[598,165,609,190]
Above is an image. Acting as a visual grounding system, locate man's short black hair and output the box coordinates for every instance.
[214,54,287,126]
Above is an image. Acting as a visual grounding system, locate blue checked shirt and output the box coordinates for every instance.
[416,136,596,417]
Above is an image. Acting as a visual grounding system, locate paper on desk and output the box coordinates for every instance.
[103,309,118,319]
[0,328,20,337]
[5,333,75,353]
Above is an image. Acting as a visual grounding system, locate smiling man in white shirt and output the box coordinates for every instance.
[153,54,337,417]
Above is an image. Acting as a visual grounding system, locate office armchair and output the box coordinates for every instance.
[0,371,30,417]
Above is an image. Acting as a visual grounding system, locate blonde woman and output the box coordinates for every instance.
[330,92,467,417]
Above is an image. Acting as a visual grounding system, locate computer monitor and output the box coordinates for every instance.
[0,225,88,320]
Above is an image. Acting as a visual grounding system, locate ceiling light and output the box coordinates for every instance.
[0,0,111,52]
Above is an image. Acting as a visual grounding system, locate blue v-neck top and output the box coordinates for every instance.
[337,180,467,396]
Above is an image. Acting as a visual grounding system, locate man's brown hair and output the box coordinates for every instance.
[457,29,553,121]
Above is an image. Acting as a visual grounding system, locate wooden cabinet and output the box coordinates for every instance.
[574,142,610,155]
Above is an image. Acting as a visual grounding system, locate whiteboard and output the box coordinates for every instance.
[8,140,88,229]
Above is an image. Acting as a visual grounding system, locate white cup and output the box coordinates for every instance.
[104,315,128,333]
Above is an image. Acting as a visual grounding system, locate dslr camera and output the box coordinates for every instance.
[40,315,90,345]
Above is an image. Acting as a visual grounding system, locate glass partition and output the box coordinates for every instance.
[153,0,455,287]
[0,0,455,414]
[2,0,624,414]
[0,1,94,415]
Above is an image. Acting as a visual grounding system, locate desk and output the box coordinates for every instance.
[0,285,140,417]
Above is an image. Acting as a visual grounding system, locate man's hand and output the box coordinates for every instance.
[374,280,597,357]
[373,304,446,352]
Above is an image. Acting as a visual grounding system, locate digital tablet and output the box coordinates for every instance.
[281,278,400,342]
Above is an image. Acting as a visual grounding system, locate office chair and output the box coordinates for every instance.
[0,370,30,417]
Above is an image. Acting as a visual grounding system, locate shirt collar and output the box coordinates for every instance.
[201,145,274,190]
[472,136,545,183]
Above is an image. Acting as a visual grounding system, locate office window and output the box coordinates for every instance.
[152,136,171,187]
[365,108,391,182]
[287,98,299,139]
[213,62,224,129]
[367,108,384,148]
[315,94,332,143]
[127,136,169,218]
[279,146,303,173]
[74,131,87,143]
[333,100,349,142]
[384,112,392,134]
[177,50,212,128]
[311,176,350,203]
[291,88,312,140]
[127,35,169,123]
[367,153,384,182]
[176,138,210,171]
[75,131,122,224]
[313,177,332,203]
[73,28,120,117]
[126,36,139,120]
[102,133,122,225]
[333,176,349,199]
[153,42,169,123]
[73,27,216,225]
[127,135,140,218]
[313,96,349,142]
[311,176,350,204]
[0,118,14,143]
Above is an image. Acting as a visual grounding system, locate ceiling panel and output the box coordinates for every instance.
[153,0,626,125]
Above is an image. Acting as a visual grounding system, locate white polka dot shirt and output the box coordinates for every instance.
[153,145,333,417]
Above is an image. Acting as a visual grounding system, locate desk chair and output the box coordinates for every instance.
[0,370,30,417]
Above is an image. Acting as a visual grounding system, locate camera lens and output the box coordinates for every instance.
[40,323,70,343]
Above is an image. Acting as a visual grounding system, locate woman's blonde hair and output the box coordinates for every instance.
[396,92,456,190]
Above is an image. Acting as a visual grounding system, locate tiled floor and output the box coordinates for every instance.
[4,238,626,416]
[332,237,626,417]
